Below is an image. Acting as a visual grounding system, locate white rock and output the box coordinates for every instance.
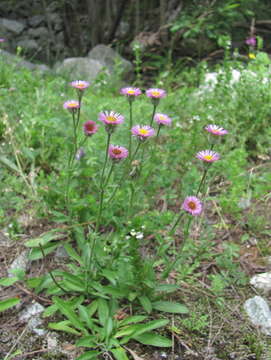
[20,302,45,320]
[244,296,271,335]
[250,272,271,292]
[8,250,30,277]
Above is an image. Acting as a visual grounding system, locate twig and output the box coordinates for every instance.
[15,283,52,304]
[4,324,28,360]
[15,348,48,358]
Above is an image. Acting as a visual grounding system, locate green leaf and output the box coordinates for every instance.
[76,336,96,347]
[153,301,189,314]
[28,242,58,260]
[78,305,94,330]
[0,297,20,312]
[115,319,169,339]
[25,230,63,248]
[155,284,179,293]
[87,300,98,317]
[0,277,18,286]
[64,244,83,265]
[75,351,101,360]
[98,298,109,326]
[48,321,81,335]
[119,315,147,326]
[53,297,85,331]
[42,304,58,318]
[111,347,129,360]
[133,332,172,347]
[0,155,19,173]
[139,296,152,314]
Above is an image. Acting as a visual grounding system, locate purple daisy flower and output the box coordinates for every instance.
[196,150,220,163]
[154,113,172,126]
[0,38,5,43]
[120,87,142,97]
[131,125,155,141]
[83,120,99,136]
[205,125,228,136]
[182,196,203,216]
[108,145,129,162]
[245,37,256,47]
[146,88,166,99]
[99,111,124,133]
[70,80,90,91]
[63,99,80,112]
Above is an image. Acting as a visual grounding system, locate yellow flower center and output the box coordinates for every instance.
[106,116,117,122]
[203,155,213,161]
[77,83,85,88]
[112,148,122,155]
[127,89,135,95]
[188,201,196,210]
[69,102,78,107]
[138,129,148,135]
[151,91,160,97]
[248,53,256,59]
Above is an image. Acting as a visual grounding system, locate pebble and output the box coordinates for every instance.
[244,296,271,335]
[250,272,271,292]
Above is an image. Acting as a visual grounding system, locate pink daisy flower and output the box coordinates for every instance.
[120,87,142,97]
[146,88,166,99]
[83,120,98,136]
[108,145,129,162]
[131,125,155,141]
[99,111,124,126]
[196,150,220,163]
[205,125,228,136]
[154,113,172,126]
[182,196,203,216]
[63,99,80,112]
[99,111,124,133]
[70,80,90,91]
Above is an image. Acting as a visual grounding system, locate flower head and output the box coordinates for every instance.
[245,37,256,47]
[99,111,124,133]
[146,88,166,105]
[83,120,98,136]
[108,145,129,162]
[131,125,155,141]
[154,113,172,126]
[0,38,5,43]
[182,196,202,216]
[196,150,220,163]
[70,80,90,91]
[146,88,166,99]
[75,148,86,160]
[120,87,142,97]
[205,124,228,136]
[63,99,80,112]
[248,53,256,59]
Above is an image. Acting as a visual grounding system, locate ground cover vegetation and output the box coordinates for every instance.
[0,39,271,359]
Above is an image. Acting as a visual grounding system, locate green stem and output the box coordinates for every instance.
[128,101,133,158]
[95,133,111,232]
[39,244,68,293]
[106,141,141,205]
[162,216,193,279]
[150,104,157,127]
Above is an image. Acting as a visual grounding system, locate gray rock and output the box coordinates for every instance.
[20,302,46,336]
[20,302,45,320]
[1,18,25,34]
[0,49,49,72]
[28,26,49,39]
[8,250,30,277]
[88,44,133,76]
[244,296,271,335]
[18,39,39,50]
[250,272,271,292]
[29,15,45,28]
[55,57,104,82]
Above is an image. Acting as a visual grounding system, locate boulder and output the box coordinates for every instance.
[88,44,133,77]
[0,18,25,34]
[55,57,104,82]
[28,15,45,28]
[0,49,50,72]
[18,38,39,50]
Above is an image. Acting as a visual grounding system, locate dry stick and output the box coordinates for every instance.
[15,348,48,359]
[38,244,68,294]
